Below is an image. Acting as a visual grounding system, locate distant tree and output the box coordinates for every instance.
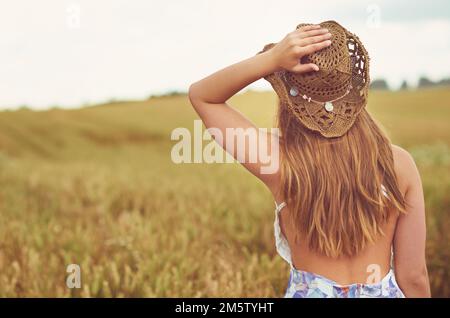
[148,90,187,99]
[437,78,450,86]
[370,79,389,90]
[418,77,435,88]
[399,80,409,90]
[18,105,31,111]
[166,90,187,97]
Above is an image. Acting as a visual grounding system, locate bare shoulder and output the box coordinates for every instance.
[391,144,414,165]
[391,144,421,193]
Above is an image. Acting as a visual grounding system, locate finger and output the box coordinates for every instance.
[287,29,329,48]
[300,40,332,55]
[300,33,332,46]
[299,28,330,39]
[291,63,319,73]
[291,27,327,39]
[297,24,321,32]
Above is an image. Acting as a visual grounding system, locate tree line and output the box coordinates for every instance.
[370,77,450,90]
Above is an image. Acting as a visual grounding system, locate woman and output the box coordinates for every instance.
[188,21,431,298]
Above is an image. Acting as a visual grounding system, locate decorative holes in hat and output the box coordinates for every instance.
[257,20,370,138]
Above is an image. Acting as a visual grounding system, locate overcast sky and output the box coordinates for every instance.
[1,0,450,109]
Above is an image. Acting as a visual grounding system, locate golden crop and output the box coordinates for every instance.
[0,88,448,297]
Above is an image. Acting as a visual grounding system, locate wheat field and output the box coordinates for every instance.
[0,88,448,297]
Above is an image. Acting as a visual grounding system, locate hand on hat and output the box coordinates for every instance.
[269,25,332,74]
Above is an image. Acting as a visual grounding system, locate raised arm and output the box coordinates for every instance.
[188,25,332,192]
[392,146,431,297]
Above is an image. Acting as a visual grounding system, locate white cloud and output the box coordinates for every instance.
[359,19,450,88]
[0,0,449,109]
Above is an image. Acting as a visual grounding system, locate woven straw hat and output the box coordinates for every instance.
[260,21,370,138]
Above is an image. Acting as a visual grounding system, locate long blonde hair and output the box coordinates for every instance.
[277,103,407,258]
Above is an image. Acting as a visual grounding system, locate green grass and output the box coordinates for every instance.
[0,87,449,297]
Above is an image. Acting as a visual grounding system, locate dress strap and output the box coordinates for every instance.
[275,201,287,213]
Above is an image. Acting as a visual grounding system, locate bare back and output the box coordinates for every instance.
[275,144,412,285]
